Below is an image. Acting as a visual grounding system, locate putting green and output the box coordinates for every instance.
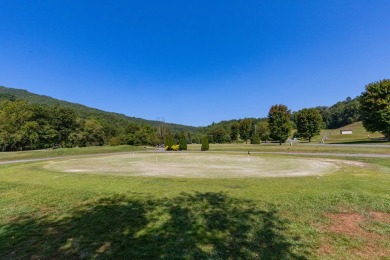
[43,152,339,178]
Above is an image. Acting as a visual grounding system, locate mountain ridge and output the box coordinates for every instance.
[0,86,200,132]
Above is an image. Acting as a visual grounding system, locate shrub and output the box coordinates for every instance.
[201,136,209,151]
[165,135,175,150]
[179,132,187,150]
[251,134,260,144]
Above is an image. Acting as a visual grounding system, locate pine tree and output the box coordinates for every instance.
[230,121,239,142]
[165,134,174,150]
[179,132,187,150]
[201,136,209,151]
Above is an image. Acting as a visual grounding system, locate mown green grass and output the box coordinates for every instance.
[0,147,390,259]
[312,122,388,144]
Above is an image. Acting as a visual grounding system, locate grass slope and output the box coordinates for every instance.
[0,145,389,259]
[311,122,387,144]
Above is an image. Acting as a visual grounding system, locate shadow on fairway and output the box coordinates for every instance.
[0,193,308,259]
[332,139,390,145]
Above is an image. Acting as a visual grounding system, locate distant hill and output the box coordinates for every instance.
[0,86,199,133]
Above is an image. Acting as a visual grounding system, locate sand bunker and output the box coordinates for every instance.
[43,152,338,178]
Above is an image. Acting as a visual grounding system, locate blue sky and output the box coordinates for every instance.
[1,1,389,126]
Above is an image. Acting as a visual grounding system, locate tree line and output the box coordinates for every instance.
[0,100,197,151]
[206,79,389,144]
[1,79,388,151]
[199,97,362,145]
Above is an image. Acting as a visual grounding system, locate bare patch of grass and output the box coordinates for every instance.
[42,153,339,178]
[318,211,390,259]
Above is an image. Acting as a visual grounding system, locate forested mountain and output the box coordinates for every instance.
[0,86,199,133]
[0,86,204,151]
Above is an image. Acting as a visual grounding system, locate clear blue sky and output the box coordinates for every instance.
[1,1,389,126]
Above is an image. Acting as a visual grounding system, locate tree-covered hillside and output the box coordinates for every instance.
[0,86,199,133]
[0,86,206,151]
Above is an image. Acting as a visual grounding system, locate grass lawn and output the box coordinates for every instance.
[311,122,388,144]
[0,145,389,259]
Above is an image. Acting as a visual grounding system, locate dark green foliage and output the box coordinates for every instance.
[157,122,168,144]
[313,106,331,129]
[230,122,239,142]
[0,100,78,150]
[0,86,203,150]
[327,97,361,129]
[0,86,200,134]
[257,121,270,142]
[81,119,106,146]
[165,134,175,150]
[310,98,361,129]
[239,119,252,144]
[179,132,187,150]
[120,123,141,145]
[0,99,162,151]
[359,79,390,140]
[51,105,78,147]
[295,108,323,142]
[201,136,209,151]
[0,92,16,102]
[208,127,230,144]
[250,133,260,144]
[268,104,292,145]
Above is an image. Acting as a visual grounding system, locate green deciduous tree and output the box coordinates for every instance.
[230,122,239,142]
[359,79,390,140]
[239,119,251,144]
[268,104,292,145]
[295,108,323,142]
[82,119,105,146]
[0,100,36,150]
[327,98,361,129]
[51,105,78,147]
[257,121,270,142]
[250,133,260,144]
[201,136,209,151]
[208,127,229,144]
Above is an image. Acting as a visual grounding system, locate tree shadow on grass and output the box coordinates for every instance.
[0,192,309,259]
[331,138,389,145]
